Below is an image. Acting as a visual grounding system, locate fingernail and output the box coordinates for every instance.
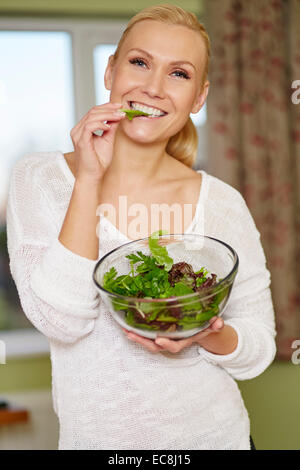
[115,111,126,116]
[155,339,164,346]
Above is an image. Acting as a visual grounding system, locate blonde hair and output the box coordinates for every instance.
[112,4,211,168]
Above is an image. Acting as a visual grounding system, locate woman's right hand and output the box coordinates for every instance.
[70,102,126,183]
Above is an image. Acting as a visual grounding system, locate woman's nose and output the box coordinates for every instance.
[142,68,166,99]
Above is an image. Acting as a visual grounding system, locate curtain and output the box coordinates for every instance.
[204,0,300,359]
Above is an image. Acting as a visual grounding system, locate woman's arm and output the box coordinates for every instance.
[6,104,124,343]
[6,155,100,343]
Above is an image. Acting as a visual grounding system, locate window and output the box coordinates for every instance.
[94,43,117,105]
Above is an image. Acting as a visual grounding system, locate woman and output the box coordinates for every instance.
[6,4,276,450]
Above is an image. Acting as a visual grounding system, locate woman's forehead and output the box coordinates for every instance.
[120,20,206,69]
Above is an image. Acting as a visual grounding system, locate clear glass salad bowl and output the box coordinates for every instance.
[93,233,239,340]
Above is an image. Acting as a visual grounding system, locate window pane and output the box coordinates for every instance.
[94,43,117,105]
[192,102,207,127]
[0,31,75,330]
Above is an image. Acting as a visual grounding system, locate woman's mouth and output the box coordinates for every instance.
[129,101,167,118]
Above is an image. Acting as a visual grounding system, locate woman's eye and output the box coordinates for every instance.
[129,58,147,67]
[172,70,190,79]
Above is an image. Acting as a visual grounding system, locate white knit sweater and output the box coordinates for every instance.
[6,151,276,450]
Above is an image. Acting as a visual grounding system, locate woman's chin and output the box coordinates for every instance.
[123,126,166,145]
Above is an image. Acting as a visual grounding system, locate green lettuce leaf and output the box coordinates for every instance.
[120,108,150,120]
[148,230,173,271]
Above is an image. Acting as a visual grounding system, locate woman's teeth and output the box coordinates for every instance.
[130,102,166,118]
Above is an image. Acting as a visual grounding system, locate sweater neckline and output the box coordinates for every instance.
[57,150,209,241]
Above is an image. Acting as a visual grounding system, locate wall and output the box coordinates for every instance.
[0,0,203,17]
[237,361,300,450]
[0,355,59,450]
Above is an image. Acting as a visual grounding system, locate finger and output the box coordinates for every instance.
[90,102,123,110]
[87,111,126,121]
[82,112,126,135]
[80,112,125,138]
[127,332,164,353]
[193,318,224,343]
[72,108,124,143]
[154,336,191,353]
[88,103,123,115]
[210,317,224,331]
[79,117,124,147]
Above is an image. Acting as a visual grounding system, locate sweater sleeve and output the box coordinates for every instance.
[6,157,100,344]
[197,188,277,381]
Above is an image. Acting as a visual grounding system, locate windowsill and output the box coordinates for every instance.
[0,329,50,360]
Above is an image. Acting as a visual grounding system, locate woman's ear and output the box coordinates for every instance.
[104,55,115,91]
[191,80,210,114]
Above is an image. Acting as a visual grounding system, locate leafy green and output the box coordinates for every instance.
[148,229,174,271]
[120,108,150,120]
[102,230,226,334]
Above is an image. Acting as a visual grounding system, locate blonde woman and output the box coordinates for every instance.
[6,4,276,450]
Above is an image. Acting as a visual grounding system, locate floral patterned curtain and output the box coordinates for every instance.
[204,0,300,359]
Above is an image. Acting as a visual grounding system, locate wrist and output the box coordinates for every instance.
[196,325,238,355]
[75,176,103,190]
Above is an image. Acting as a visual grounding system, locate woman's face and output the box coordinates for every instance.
[105,20,209,145]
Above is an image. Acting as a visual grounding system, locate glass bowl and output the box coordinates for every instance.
[93,234,239,340]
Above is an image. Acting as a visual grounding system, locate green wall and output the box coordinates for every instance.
[0,355,52,392]
[0,356,299,450]
[238,361,300,450]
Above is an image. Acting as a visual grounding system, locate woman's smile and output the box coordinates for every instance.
[128,101,168,117]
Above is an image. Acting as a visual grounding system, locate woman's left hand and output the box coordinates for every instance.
[121,316,224,354]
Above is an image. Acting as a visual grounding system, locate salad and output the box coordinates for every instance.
[120,108,150,120]
[102,230,229,333]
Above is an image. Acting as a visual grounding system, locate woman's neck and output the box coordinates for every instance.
[104,127,172,189]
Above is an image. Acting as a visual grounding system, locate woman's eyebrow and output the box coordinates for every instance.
[127,48,196,70]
